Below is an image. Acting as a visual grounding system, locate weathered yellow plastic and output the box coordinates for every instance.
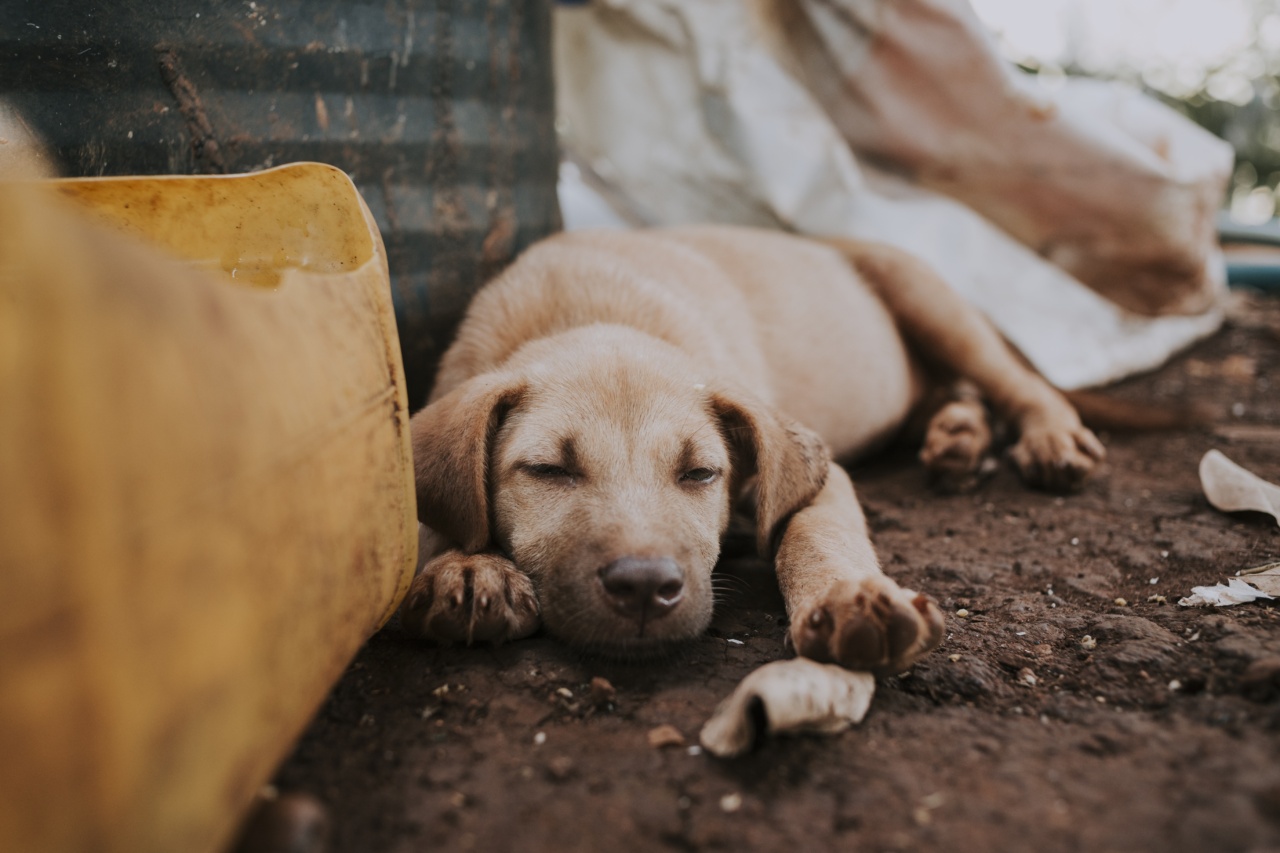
[0,163,418,853]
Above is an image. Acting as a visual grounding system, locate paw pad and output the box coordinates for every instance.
[792,578,944,675]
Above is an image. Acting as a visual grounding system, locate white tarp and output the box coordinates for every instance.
[553,0,1234,390]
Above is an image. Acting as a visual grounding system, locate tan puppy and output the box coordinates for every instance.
[400,227,1103,672]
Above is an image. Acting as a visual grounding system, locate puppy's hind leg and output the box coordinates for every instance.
[918,382,997,493]
[826,239,1104,491]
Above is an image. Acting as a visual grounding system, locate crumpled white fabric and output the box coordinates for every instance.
[553,0,1234,390]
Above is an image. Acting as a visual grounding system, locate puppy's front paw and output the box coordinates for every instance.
[790,576,944,675]
[1008,419,1104,492]
[401,551,539,645]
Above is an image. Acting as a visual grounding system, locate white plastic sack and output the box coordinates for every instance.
[554,0,1233,390]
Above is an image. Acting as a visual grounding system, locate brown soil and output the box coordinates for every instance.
[273,293,1280,853]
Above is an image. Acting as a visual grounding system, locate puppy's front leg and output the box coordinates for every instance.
[775,463,944,674]
[400,527,540,645]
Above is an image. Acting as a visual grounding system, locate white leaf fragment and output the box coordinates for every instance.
[700,659,875,758]
[1199,450,1280,527]
[1178,576,1275,608]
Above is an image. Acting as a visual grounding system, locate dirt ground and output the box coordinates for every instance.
[272,293,1280,853]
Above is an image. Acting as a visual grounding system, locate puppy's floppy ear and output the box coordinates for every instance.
[410,373,525,553]
[710,385,830,556]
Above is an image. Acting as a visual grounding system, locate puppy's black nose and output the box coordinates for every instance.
[598,556,684,619]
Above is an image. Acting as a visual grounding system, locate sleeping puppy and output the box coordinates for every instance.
[400,227,1104,673]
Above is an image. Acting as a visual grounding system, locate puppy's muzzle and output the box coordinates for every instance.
[597,556,684,623]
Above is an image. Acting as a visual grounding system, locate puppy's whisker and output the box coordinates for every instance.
[711,571,747,591]
[555,602,604,631]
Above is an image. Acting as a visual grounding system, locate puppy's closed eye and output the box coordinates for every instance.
[680,467,720,485]
[521,462,577,481]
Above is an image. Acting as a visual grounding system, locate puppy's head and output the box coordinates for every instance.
[411,327,828,656]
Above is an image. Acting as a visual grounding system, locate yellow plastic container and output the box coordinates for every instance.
[0,163,417,853]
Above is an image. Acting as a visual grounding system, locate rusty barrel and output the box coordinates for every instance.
[0,0,562,407]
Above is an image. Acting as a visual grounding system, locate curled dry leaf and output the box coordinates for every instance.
[1199,450,1280,527]
[699,659,875,758]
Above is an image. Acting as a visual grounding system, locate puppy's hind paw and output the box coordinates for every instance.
[400,550,540,645]
[919,399,995,493]
[790,576,944,676]
[1008,420,1105,492]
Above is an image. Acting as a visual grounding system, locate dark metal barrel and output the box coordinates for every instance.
[1,0,562,407]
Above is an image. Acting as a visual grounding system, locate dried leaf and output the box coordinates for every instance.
[1199,450,1280,526]
[1178,576,1275,608]
[700,659,875,758]
[1240,562,1280,596]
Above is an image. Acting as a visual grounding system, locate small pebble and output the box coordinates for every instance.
[726,638,745,646]
[1149,577,1159,585]
[533,731,547,746]
[1169,679,1182,692]
[546,756,575,781]
[1018,668,1038,687]
[1239,657,1280,701]
[687,745,702,757]
[948,653,962,662]
[1080,635,1097,650]
[647,724,685,749]
[1147,594,1167,605]
[719,793,743,813]
[556,687,574,699]
[1113,598,1127,607]
[955,609,970,618]
[229,791,329,853]
[590,676,617,708]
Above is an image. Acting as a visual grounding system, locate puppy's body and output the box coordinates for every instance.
[433,228,921,460]
[404,226,1101,669]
